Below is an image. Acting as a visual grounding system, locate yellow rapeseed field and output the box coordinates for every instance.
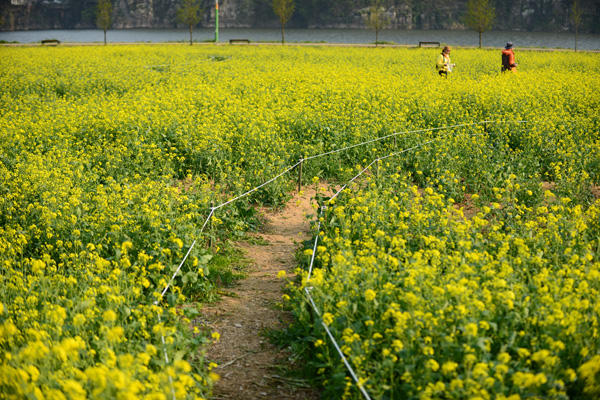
[1,44,599,399]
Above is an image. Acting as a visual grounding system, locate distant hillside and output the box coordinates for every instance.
[1,0,598,33]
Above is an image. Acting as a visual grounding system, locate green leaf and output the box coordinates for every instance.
[173,350,186,362]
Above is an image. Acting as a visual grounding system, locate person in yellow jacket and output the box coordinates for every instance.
[436,46,455,78]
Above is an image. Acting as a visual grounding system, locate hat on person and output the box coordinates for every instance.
[505,42,514,49]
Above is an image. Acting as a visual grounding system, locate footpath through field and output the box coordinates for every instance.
[201,187,324,399]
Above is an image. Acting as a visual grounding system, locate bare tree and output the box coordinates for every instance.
[464,0,495,49]
[571,0,582,52]
[273,0,295,45]
[177,0,203,46]
[364,0,390,47]
[96,0,112,45]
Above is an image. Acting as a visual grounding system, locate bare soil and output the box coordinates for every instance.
[453,192,479,219]
[201,187,323,400]
[591,186,600,200]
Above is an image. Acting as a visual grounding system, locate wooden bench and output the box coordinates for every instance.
[41,39,60,46]
[229,39,250,44]
[419,41,440,47]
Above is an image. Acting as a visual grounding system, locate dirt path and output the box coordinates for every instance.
[201,187,322,400]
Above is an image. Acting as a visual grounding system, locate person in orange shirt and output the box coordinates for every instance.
[501,42,518,72]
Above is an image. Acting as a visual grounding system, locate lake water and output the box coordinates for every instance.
[1,28,599,50]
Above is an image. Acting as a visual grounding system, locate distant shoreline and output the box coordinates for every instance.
[1,41,599,53]
[1,28,598,51]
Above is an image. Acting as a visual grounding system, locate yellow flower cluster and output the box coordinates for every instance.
[294,168,600,398]
[1,44,599,399]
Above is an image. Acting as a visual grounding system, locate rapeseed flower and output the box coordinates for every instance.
[2,44,600,400]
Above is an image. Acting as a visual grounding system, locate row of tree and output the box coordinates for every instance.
[95,0,203,45]
[359,0,585,50]
[93,0,585,50]
[94,0,299,45]
[463,0,583,50]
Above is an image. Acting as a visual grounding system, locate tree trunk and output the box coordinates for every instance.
[190,25,193,45]
[281,24,285,45]
[376,28,379,47]
[104,29,107,45]
[575,27,578,52]
[479,31,482,48]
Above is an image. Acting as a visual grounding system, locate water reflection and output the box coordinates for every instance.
[1,28,599,50]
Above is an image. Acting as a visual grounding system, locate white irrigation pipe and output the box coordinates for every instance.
[155,209,214,302]
[154,160,296,303]
[305,250,373,399]
[300,122,528,399]
[298,162,388,399]
[303,177,377,398]
[302,120,528,162]
[213,162,301,210]
[158,239,197,299]
[152,163,299,398]
[320,304,372,400]
[153,210,213,400]
[379,129,497,163]
[304,287,320,316]
[304,207,373,399]
[329,158,380,202]
[306,208,325,282]
[328,123,527,202]
[157,312,177,400]
[152,119,529,399]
